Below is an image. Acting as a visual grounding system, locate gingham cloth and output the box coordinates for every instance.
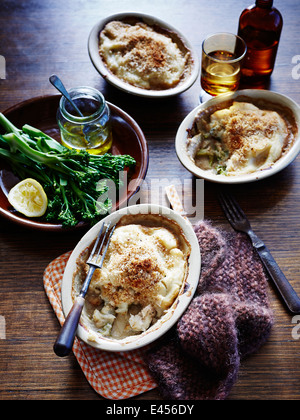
[43,251,157,400]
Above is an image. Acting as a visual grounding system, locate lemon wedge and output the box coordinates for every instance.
[8,178,48,218]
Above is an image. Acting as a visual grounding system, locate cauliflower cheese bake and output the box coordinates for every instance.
[186,96,298,176]
[99,18,193,91]
[72,214,191,340]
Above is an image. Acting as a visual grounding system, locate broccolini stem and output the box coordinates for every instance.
[22,124,54,141]
[0,146,53,185]
[2,132,83,178]
[0,112,22,136]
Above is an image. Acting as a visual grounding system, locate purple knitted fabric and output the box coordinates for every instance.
[145,221,273,400]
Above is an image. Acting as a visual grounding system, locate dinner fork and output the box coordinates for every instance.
[219,192,300,315]
[53,222,116,357]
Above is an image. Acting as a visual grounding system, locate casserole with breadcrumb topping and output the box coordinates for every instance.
[99,19,193,90]
[72,214,191,340]
[186,97,297,176]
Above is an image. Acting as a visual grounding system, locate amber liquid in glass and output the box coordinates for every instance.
[201,50,241,96]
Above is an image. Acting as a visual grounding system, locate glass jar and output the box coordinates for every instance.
[57,86,112,155]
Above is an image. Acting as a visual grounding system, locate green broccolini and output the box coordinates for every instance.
[0,113,136,227]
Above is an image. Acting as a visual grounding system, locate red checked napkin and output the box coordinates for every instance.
[43,251,157,400]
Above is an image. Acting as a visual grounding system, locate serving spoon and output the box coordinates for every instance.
[49,74,84,118]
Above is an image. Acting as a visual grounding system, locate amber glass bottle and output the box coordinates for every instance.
[238,0,283,82]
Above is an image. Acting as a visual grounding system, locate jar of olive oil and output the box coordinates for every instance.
[57,86,112,155]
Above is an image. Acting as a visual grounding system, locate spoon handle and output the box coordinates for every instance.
[49,74,84,117]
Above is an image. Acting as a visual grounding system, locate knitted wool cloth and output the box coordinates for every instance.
[145,220,274,400]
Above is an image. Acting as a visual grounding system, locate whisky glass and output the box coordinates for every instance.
[200,33,247,102]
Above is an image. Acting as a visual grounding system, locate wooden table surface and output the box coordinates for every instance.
[0,0,300,401]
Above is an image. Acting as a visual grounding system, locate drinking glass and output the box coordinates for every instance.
[200,33,247,102]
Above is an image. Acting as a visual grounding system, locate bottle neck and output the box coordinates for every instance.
[256,0,273,8]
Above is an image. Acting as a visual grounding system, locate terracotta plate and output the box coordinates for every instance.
[0,95,149,231]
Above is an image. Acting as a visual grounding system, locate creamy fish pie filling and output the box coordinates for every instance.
[186,97,297,176]
[99,20,193,90]
[73,215,191,340]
